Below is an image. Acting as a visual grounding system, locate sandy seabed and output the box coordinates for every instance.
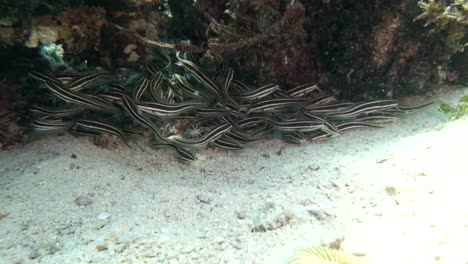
[0,86,467,264]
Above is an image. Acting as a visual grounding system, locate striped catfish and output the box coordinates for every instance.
[221,68,240,109]
[283,131,306,144]
[136,101,207,118]
[43,80,117,112]
[211,137,244,150]
[325,100,399,119]
[132,76,150,102]
[175,52,225,103]
[55,73,81,86]
[68,72,111,92]
[354,112,396,123]
[30,105,83,118]
[286,83,321,98]
[269,119,325,132]
[249,98,308,112]
[302,111,339,134]
[29,71,62,86]
[167,123,233,149]
[156,143,197,163]
[32,117,74,131]
[224,130,264,143]
[240,83,280,101]
[120,95,167,143]
[71,126,102,136]
[395,101,434,112]
[173,74,211,101]
[303,102,353,113]
[231,79,250,93]
[148,72,164,102]
[74,119,130,147]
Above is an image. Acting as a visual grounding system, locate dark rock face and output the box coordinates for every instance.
[0,0,465,148]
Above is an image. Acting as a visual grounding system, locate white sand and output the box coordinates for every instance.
[0,87,467,264]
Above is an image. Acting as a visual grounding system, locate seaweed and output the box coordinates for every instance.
[438,95,468,120]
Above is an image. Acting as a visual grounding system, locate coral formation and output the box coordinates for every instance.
[24,25,59,48]
[57,7,107,55]
[414,0,467,52]
[288,246,366,264]
[39,43,65,68]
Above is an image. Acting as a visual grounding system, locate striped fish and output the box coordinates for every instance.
[175,52,225,103]
[224,131,264,143]
[133,76,150,102]
[309,121,383,141]
[303,102,353,112]
[237,117,270,129]
[211,137,244,150]
[221,68,239,109]
[145,47,172,74]
[396,101,434,112]
[231,80,251,94]
[32,117,74,131]
[355,112,396,123]
[30,105,83,118]
[136,101,207,118]
[157,143,197,163]
[108,83,129,93]
[68,72,111,92]
[173,74,211,101]
[194,107,232,118]
[120,95,167,142]
[269,119,325,132]
[43,80,117,112]
[302,94,337,107]
[148,72,164,102]
[29,71,63,86]
[326,100,399,119]
[74,119,130,147]
[286,83,321,97]
[302,112,339,134]
[55,73,81,85]
[250,123,274,136]
[249,98,308,112]
[336,121,383,132]
[240,83,280,101]
[96,90,127,105]
[283,131,306,144]
[167,123,232,149]
[71,126,102,136]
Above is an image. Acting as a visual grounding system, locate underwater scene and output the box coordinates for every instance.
[0,0,467,263]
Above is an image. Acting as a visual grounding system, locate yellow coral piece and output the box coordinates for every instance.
[288,247,366,264]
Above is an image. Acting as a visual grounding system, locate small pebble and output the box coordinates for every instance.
[96,244,108,251]
[71,154,77,159]
[97,212,110,221]
[236,211,247,220]
[307,209,328,221]
[29,250,40,259]
[196,194,212,204]
[74,195,94,206]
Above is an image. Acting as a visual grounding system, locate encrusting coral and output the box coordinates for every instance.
[288,246,366,264]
